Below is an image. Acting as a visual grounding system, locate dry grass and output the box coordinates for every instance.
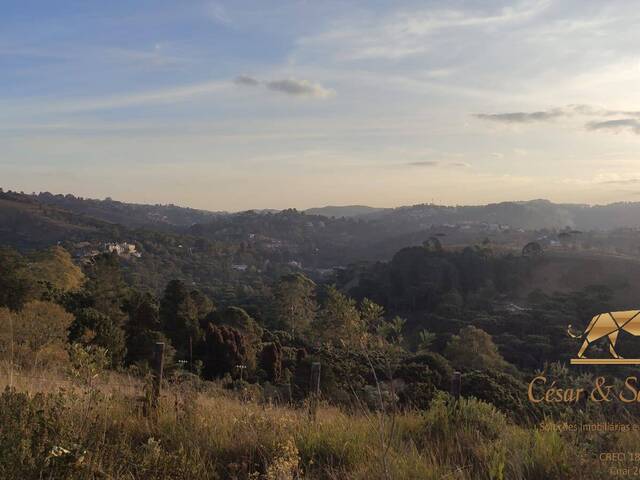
[0,368,632,480]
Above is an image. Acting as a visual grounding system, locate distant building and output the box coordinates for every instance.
[105,242,141,258]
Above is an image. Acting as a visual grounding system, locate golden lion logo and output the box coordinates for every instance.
[568,311,640,364]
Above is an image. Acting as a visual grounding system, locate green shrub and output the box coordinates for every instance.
[461,370,534,422]
[0,388,76,480]
[422,392,507,442]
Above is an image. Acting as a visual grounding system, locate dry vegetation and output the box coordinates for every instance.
[0,364,632,480]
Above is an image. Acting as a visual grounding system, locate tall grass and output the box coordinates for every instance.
[0,369,628,479]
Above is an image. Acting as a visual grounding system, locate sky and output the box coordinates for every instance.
[2,0,640,211]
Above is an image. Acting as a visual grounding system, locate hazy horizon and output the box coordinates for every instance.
[3,1,640,210]
[8,187,640,214]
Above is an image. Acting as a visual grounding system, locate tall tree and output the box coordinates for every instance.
[82,253,129,325]
[124,291,173,366]
[160,280,201,358]
[28,246,84,294]
[272,273,317,336]
[0,247,32,311]
[211,306,262,368]
[201,324,249,379]
[314,286,365,346]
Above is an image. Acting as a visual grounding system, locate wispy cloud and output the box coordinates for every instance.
[587,119,640,135]
[297,1,550,61]
[234,75,260,86]
[265,79,334,98]
[599,177,640,185]
[475,104,640,124]
[405,160,471,168]
[407,160,440,167]
[475,104,640,135]
[103,45,188,68]
[2,80,231,116]
[474,110,564,123]
[233,75,334,98]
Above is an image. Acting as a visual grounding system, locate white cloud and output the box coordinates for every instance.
[297,1,550,61]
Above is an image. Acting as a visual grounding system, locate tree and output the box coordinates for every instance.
[124,291,171,366]
[13,301,73,352]
[522,241,543,258]
[444,325,508,371]
[389,247,458,311]
[314,286,365,346]
[378,316,406,344]
[423,236,443,252]
[0,247,32,311]
[0,301,73,368]
[69,308,126,366]
[125,292,161,332]
[211,306,262,367]
[189,289,215,321]
[160,280,201,358]
[214,306,262,345]
[360,298,385,335]
[260,341,283,382]
[82,253,130,323]
[417,329,437,352]
[28,246,84,293]
[272,273,317,336]
[201,324,249,379]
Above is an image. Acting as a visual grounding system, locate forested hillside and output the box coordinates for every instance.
[4,189,640,478]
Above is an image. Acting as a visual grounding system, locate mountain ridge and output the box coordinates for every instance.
[5,188,640,232]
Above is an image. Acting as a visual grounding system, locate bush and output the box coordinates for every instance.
[399,351,453,390]
[422,392,507,443]
[0,388,75,480]
[398,381,436,410]
[461,370,534,422]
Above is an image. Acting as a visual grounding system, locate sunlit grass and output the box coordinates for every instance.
[0,369,628,479]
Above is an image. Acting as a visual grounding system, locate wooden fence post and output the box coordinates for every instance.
[152,342,165,411]
[311,362,321,396]
[450,371,461,401]
[309,362,321,420]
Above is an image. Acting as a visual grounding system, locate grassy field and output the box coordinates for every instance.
[0,365,633,480]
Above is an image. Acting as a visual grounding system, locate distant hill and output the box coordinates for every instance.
[14,189,640,231]
[33,191,226,229]
[0,191,124,249]
[304,205,388,218]
[7,188,640,256]
[305,200,640,230]
[365,199,640,231]
[371,200,575,231]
